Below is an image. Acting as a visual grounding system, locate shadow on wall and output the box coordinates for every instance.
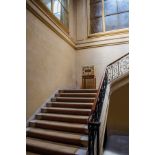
[103,81,129,155]
[107,82,129,135]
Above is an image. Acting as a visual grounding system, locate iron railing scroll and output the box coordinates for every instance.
[88,53,129,155]
[107,54,129,83]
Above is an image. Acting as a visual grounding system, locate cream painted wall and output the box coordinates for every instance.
[75,0,129,88]
[76,44,129,88]
[26,10,76,119]
[26,0,129,120]
[107,83,129,134]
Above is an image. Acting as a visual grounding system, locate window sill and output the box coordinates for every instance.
[88,28,129,38]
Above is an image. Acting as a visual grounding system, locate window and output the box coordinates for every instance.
[41,0,69,29]
[89,0,129,34]
[90,0,103,34]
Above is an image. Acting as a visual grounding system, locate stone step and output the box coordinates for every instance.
[27,127,88,147]
[59,89,97,93]
[41,107,91,116]
[36,113,89,124]
[51,97,96,103]
[29,120,88,134]
[47,102,93,109]
[56,93,97,98]
[27,137,87,155]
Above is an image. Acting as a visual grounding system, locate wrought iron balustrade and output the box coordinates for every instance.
[107,54,129,83]
[88,53,129,155]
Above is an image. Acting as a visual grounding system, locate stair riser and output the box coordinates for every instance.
[36,115,88,124]
[52,98,95,103]
[47,103,92,109]
[29,122,88,134]
[27,145,75,155]
[41,109,91,116]
[27,132,88,147]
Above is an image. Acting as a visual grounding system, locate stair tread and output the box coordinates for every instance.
[47,102,93,109]
[55,97,96,99]
[59,93,97,95]
[41,107,91,116]
[49,102,94,105]
[27,137,87,155]
[30,120,88,129]
[58,93,97,97]
[42,107,91,111]
[60,89,97,93]
[37,113,89,119]
[27,127,88,141]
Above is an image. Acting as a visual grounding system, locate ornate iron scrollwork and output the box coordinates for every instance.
[88,53,129,155]
[107,54,129,83]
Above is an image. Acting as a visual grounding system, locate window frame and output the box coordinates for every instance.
[31,0,70,34]
[87,0,129,38]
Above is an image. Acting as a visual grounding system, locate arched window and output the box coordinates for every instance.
[89,0,129,34]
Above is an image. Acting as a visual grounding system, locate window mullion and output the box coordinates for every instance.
[51,0,54,13]
[57,0,68,11]
[102,0,106,32]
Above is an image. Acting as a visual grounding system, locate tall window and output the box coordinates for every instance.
[41,0,69,29]
[90,0,103,34]
[90,0,129,34]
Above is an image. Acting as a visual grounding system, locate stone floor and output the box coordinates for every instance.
[103,135,129,155]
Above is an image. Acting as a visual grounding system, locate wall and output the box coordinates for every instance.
[26,0,129,119]
[26,10,76,119]
[75,0,129,88]
[107,83,129,134]
[76,44,129,88]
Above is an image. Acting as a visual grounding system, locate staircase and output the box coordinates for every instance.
[27,89,98,155]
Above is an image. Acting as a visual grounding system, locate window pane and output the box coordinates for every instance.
[118,12,129,29]
[105,14,118,31]
[104,0,117,16]
[41,0,52,10]
[61,0,68,10]
[53,0,61,13]
[61,6,69,28]
[54,12,61,20]
[117,0,129,13]
[40,0,69,30]
[90,17,103,33]
[90,2,103,19]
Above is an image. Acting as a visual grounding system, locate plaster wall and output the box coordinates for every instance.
[76,44,129,88]
[26,10,76,119]
[107,83,129,134]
